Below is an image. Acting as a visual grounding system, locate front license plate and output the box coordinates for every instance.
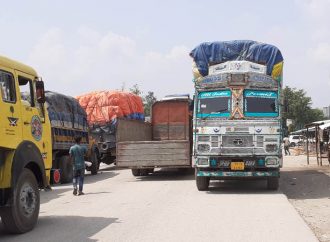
[231,162,244,170]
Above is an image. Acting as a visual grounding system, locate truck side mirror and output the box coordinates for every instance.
[36,80,46,103]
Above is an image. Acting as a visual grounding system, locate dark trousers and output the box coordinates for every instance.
[284,145,290,155]
[73,168,85,192]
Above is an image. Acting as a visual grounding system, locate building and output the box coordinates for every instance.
[323,106,330,119]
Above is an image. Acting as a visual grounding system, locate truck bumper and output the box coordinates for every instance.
[197,170,279,178]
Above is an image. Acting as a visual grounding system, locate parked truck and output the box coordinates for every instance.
[190,40,284,191]
[44,91,92,183]
[116,96,192,175]
[0,55,50,233]
[76,91,145,171]
[21,90,93,183]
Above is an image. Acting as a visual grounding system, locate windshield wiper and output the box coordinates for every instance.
[201,108,228,120]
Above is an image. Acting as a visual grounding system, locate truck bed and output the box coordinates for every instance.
[116,140,190,168]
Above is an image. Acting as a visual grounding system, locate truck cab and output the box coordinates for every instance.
[0,55,51,233]
[190,41,284,191]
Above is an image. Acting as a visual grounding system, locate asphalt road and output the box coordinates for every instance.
[0,165,318,242]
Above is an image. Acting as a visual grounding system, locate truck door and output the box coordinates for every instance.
[0,68,22,148]
[15,71,44,144]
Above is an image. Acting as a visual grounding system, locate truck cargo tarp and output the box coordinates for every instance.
[21,91,88,130]
[45,91,88,130]
[190,40,283,77]
[76,91,144,127]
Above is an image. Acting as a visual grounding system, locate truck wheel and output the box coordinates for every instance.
[267,177,279,190]
[139,169,149,176]
[131,169,140,176]
[196,176,210,191]
[195,169,209,191]
[146,168,154,174]
[90,147,100,175]
[59,155,73,183]
[0,168,40,234]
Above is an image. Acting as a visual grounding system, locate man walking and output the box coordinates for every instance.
[283,136,290,155]
[69,136,87,195]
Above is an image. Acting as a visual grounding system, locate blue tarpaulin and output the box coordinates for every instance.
[190,40,283,77]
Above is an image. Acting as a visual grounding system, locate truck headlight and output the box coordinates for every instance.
[265,157,279,166]
[197,158,209,166]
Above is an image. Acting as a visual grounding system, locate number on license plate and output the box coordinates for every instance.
[231,162,244,170]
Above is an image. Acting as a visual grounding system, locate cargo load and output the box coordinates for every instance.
[45,91,88,131]
[76,91,144,127]
[76,90,145,166]
[189,40,284,82]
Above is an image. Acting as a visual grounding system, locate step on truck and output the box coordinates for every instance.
[0,55,50,233]
[190,40,284,191]
[116,96,192,175]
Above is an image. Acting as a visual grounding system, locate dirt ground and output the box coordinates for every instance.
[281,149,330,242]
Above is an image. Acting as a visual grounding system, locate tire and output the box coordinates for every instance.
[131,169,140,176]
[59,155,73,184]
[139,169,149,176]
[267,177,279,190]
[146,168,154,174]
[90,147,100,175]
[195,169,209,191]
[0,168,40,234]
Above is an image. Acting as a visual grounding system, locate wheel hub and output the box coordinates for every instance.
[19,183,37,216]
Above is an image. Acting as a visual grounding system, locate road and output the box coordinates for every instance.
[0,165,318,242]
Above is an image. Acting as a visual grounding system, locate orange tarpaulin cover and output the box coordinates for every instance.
[76,91,144,126]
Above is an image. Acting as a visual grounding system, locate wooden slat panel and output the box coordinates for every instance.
[116,140,190,167]
[116,119,152,142]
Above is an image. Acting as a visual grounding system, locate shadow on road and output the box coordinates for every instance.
[133,168,195,182]
[41,169,118,204]
[83,170,119,185]
[40,187,72,205]
[280,168,330,200]
[206,179,280,194]
[0,215,119,241]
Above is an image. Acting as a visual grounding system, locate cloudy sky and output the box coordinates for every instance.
[0,0,329,108]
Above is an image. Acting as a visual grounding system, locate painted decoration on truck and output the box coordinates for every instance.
[31,115,42,141]
[198,90,231,98]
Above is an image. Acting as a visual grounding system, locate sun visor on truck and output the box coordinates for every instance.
[189,40,284,81]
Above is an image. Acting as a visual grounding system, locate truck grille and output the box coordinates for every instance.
[222,135,253,148]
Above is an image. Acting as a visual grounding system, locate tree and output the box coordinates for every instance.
[283,86,324,131]
[129,84,157,117]
[129,84,142,96]
[143,91,157,117]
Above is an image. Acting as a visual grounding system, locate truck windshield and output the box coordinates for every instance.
[197,90,231,118]
[244,90,278,117]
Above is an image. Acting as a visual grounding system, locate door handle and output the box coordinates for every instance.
[24,121,30,125]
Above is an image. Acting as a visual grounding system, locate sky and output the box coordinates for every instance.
[0,0,330,108]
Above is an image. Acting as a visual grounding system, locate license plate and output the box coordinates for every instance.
[231,162,244,170]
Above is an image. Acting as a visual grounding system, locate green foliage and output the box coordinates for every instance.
[129,84,142,96]
[129,84,157,117]
[283,86,324,131]
[143,91,157,116]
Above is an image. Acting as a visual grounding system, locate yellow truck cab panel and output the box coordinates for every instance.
[0,55,52,196]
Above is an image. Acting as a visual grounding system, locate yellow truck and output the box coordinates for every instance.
[0,55,51,233]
